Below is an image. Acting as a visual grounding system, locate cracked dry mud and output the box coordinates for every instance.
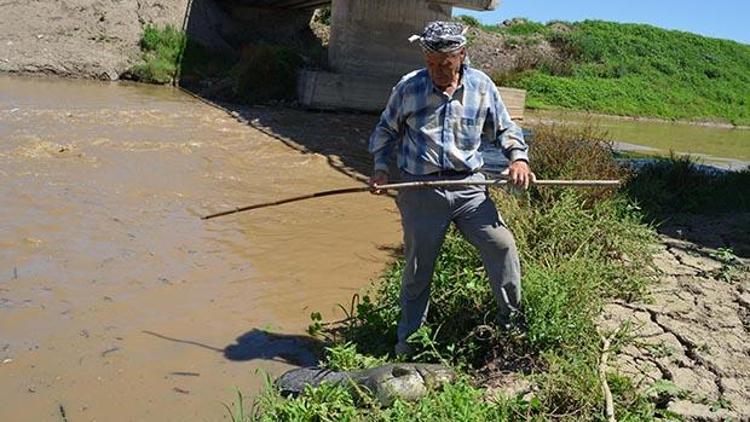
[600,219,750,421]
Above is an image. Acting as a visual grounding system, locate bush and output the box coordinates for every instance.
[626,155,750,215]
[232,44,303,103]
[130,24,186,84]
[456,15,480,28]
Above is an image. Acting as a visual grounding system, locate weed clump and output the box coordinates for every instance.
[232,44,302,103]
[130,24,186,84]
[626,155,750,215]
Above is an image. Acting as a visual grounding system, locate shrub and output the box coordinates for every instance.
[626,155,750,215]
[130,24,186,84]
[456,15,480,28]
[232,44,302,103]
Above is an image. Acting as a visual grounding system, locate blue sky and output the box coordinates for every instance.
[455,0,749,44]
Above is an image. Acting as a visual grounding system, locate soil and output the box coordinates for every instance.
[600,214,750,420]
[0,0,190,80]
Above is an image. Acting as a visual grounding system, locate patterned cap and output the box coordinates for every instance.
[408,21,468,53]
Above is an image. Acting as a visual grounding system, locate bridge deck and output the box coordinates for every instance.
[221,0,496,10]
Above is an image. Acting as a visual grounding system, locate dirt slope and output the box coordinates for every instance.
[0,0,188,79]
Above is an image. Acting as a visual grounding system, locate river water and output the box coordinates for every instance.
[1,75,747,421]
[0,75,402,421]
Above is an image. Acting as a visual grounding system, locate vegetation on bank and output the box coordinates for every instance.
[128,25,304,103]
[129,24,186,84]
[468,18,750,126]
[627,154,750,215]
[132,19,749,126]
[221,124,694,421]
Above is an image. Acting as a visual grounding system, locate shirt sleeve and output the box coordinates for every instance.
[368,84,404,174]
[484,83,529,163]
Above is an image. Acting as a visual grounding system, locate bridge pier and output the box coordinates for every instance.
[297,0,524,119]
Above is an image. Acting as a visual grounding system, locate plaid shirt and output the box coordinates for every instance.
[369,66,528,175]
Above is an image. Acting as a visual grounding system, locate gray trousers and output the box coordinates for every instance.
[395,171,522,343]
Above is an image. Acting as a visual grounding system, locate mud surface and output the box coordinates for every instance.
[0,1,190,80]
[600,215,750,420]
[0,74,401,420]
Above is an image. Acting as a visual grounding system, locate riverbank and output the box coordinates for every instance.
[0,0,191,80]
[241,110,750,420]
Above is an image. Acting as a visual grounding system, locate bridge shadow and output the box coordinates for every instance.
[176,0,390,183]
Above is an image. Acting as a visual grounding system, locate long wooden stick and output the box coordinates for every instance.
[201,178,621,220]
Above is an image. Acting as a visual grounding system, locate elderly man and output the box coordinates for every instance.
[368,21,533,356]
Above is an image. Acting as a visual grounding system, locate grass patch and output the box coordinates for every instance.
[231,44,302,103]
[487,19,750,125]
[129,25,305,104]
[626,154,750,215]
[129,24,186,84]
[237,123,670,420]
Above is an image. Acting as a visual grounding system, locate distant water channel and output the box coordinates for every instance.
[527,110,750,170]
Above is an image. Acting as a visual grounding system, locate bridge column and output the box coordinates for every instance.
[328,0,452,77]
[298,0,524,119]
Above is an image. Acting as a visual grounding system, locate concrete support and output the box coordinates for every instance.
[328,0,452,77]
[298,0,525,119]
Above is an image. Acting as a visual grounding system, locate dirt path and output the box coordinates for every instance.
[601,216,750,420]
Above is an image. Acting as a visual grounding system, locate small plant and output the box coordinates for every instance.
[222,389,248,422]
[307,311,323,336]
[130,24,186,84]
[322,342,387,372]
[456,15,480,28]
[232,44,302,103]
[710,247,739,265]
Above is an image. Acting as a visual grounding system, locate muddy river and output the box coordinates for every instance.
[0,75,402,421]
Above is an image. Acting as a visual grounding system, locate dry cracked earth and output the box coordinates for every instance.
[600,217,750,421]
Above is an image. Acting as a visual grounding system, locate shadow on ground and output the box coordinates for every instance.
[143,329,322,366]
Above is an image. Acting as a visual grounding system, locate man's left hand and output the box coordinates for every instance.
[508,160,535,190]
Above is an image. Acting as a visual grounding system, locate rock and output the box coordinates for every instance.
[275,363,456,406]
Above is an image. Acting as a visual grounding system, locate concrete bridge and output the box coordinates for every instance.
[219,0,525,118]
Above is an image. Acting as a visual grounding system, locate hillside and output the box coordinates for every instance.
[463,18,750,126]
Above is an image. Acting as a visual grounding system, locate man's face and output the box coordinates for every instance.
[424,48,465,87]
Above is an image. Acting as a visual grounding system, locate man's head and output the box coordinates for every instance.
[409,21,468,88]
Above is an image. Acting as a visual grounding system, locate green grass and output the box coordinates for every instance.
[129,25,303,104]
[626,154,750,215]
[130,24,186,84]
[233,124,675,421]
[488,20,750,125]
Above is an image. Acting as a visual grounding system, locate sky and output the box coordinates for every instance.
[455,0,749,44]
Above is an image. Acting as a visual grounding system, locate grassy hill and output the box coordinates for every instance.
[475,19,750,126]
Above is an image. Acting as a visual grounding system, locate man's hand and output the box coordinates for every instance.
[508,160,535,190]
[368,170,389,195]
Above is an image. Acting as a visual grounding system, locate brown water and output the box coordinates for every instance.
[527,110,750,170]
[0,75,401,421]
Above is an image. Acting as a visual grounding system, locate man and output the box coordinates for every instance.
[367,21,533,356]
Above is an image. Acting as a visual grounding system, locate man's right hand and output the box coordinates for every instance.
[368,170,389,195]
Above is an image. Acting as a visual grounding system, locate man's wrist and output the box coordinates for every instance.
[508,150,529,164]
